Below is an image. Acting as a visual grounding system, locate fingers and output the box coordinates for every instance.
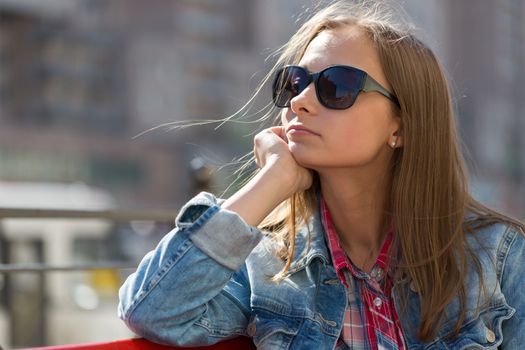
[268,126,288,143]
[254,152,261,169]
[253,127,289,169]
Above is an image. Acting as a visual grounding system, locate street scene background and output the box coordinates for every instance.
[0,0,523,347]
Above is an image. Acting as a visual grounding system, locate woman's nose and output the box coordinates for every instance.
[289,83,318,116]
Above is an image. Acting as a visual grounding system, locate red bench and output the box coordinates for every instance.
[25,337,256,350]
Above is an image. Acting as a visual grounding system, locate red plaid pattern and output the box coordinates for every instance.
[321,199,406,350]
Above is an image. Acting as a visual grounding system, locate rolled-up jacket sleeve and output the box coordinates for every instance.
[118,192,263,346]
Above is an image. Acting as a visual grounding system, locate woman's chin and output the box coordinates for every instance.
[289,147,318,169]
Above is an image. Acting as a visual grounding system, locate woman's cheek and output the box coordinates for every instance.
[280,109,293,127]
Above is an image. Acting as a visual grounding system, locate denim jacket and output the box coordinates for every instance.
[118,192,525,349]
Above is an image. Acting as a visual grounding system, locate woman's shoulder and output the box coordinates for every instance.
[466,218,523,248]
[465,219,525,276]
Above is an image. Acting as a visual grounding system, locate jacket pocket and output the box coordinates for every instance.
[248,309,300,350]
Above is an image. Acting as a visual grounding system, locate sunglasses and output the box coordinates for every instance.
[272,65,400,110]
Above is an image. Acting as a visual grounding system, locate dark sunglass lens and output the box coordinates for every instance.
[272,67,308,107]
[318,67,362,109]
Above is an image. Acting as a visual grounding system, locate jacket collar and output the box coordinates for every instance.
[288,197,332,273]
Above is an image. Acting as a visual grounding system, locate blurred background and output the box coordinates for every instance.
[0,0,523,347]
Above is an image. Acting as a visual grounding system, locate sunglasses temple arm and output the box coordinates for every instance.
[363,76,400,108]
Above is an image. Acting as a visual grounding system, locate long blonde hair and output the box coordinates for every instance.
[253,0,524,342]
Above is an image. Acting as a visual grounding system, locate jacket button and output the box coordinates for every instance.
[247,321,256,336]
[485,328,496,343]
[409,281,419,293]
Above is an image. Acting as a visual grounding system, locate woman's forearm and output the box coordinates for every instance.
[222,161,296,227]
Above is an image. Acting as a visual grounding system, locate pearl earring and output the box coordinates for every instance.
[391,140,397,148]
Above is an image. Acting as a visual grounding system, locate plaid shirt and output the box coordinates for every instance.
[321,199,406,350]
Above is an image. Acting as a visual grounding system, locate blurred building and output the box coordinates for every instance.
[0,0,319,209]
[0,0,523,209]
[450,0,525,217]
[0,0,183,211]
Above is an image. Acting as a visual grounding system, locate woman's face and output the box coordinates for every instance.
[280,26,400,173]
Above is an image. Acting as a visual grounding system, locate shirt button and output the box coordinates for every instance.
[371,267,384,281]
[485,328,496,343]
[373,297,382,308]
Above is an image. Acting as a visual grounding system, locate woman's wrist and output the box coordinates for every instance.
[222,161,298,227]
[267,152,314,192]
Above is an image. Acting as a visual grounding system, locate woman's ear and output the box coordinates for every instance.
[389,128,403,149]
[388,113,403,148]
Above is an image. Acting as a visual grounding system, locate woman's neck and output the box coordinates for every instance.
[319,168,391,269]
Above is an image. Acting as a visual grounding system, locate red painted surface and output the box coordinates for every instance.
[24,337,256,350]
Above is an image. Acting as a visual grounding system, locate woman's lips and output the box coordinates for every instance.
[286,125,320,137]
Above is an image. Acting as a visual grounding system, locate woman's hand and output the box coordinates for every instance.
[222,126,313,227]
[253,126,313,195]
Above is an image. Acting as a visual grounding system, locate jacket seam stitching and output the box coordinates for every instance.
[496,226,517,285]
[124,238,194,321]
[124,206,220,321]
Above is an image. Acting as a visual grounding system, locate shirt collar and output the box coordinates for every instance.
[320,198,394,287]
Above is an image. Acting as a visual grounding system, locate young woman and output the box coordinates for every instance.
[118,1,525,349]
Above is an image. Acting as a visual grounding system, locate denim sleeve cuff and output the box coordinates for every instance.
[175,192,222,228]
[175,192,263,271]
